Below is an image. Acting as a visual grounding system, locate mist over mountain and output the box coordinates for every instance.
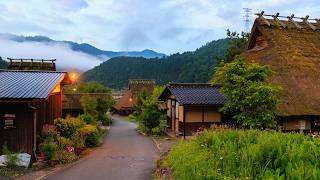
[0,34,166,59]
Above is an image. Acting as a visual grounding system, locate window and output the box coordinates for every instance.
[3,114,15,129]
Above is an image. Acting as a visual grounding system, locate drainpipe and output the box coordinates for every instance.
[28,103,37,161]
[183,105,186,139]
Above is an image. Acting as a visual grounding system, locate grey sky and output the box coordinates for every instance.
[0,0,319,54]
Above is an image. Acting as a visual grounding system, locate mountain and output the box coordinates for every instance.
[82,39,230,89]
[0,34,166,59]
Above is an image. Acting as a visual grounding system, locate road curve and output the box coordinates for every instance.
[44,115,157,180]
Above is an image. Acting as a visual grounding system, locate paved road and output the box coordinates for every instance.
[44,116,157,180]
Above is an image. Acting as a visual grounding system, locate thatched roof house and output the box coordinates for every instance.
[114,79,155,115]
[244,12,320,131]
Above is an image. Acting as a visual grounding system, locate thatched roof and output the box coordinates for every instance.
[243,14,320,116]
[114,79,155,110]
[128,79,155,95]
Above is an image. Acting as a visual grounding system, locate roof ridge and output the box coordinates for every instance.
[0,69,67,73]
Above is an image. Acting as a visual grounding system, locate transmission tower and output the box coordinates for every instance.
[243,8,252,32]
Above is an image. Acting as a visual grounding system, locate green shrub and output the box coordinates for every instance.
[55,135,72,151]
[54,117,83,138]
[99,113,112,126]
[166,129,320,179]
[2,144,18,168]
[42,141,58,160]
[55,151,78,164]
[70,131,85,150]
[77,124,100,148]
[85,131,100,147]
[80,114,96,125]
[151,119,166,136]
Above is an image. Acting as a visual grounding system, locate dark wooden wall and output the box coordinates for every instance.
[33,92,62,134]
[0,103,34,154]
[0,92,62,155]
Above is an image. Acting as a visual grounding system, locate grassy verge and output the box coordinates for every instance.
[164,129,320,179]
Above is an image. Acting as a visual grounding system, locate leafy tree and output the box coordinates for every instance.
[213,56,279,129]
[130,86,166,135]
[0,56,7,69]
[221,30,250,64]
[64,81,112,93]
[80,95,98,117]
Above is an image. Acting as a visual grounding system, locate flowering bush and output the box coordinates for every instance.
[42,124,58,139]
[54,117,83,138]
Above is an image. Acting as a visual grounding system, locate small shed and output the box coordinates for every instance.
[114,79,155,115]
[0,70,71,155]
[159,83,227,137]
[243,12,320,132]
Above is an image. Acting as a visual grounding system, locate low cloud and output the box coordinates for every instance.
[0,37,102,72]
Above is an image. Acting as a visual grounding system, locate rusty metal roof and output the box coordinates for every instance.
[0,70,68,99]
[159,83,227,105]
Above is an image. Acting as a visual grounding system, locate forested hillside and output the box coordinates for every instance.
[82,39,229,89]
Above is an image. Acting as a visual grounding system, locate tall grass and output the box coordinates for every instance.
[165,129,320,179]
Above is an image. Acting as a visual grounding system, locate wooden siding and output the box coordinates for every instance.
[178,106,184,122]
[185,106,221,123]
[0,92,62,155]
[282,119,311,131]
[0,103,34,154]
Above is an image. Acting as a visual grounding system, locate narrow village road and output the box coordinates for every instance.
[44,115,157,180]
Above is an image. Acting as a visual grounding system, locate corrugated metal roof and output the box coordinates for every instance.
[0,70,67,99]
[159,83,227,105]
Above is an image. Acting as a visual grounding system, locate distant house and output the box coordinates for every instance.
[62,93,113,117]
[114,79,156,115]
[159,83,227,137]
[244,12,320,132]
[0,70,71,155]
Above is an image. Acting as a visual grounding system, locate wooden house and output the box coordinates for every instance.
[0,70,71,155]
[159,83,227,137]
[243,12,320,132]
[114,79,155,115]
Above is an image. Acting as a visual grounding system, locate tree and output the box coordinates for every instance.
[64,81,112,93]
[222,30,250,63]
[130,86,166,135]
[0,56,7,69]
[213,56,279,129]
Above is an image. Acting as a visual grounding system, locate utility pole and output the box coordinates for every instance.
[243,8,252,32]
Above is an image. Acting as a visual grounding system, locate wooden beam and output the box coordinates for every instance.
[316,19,320,29]
[183,105,186,139]
[288,14,302,29]
[303,15,317,30]
[256,11,271,26]
[272,13,287,28]
[202,106,204,122]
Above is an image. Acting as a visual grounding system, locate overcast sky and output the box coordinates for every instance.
[0,0,319,54]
